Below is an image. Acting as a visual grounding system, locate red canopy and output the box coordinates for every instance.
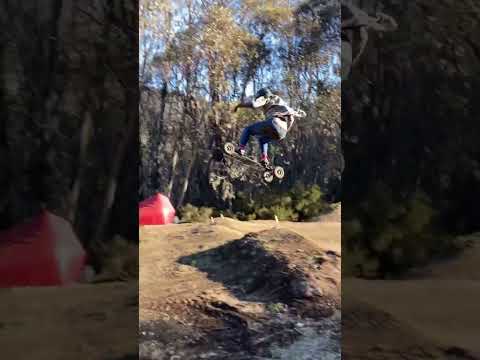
[0,211,86,287]
[139,193,176,225]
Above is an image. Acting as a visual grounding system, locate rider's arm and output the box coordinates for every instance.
[234,101,253,112]
[287,115,295,132]
[341,18,358,29]
[352,26,368,66]
[285,107,306,131]
[370,13,398,32]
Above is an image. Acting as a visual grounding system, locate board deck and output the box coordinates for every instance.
[223,151,266,169]
[219,142,285,183]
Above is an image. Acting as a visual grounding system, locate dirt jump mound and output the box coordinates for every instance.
[179,229,340,316]
[140,227,341,360]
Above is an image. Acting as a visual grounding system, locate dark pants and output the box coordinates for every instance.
[239,118,286,157]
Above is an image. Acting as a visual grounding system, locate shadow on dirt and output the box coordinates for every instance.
[178,228,339,317]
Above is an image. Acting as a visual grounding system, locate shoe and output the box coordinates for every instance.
[260,156,272,169]
[236,146,246,156]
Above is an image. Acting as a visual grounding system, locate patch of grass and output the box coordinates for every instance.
[179,204,214,223]
[94,234,138,281]
[267,302,286,314]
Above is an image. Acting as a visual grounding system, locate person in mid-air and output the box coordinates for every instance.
[233,88,305,169]
[341,1,398,80]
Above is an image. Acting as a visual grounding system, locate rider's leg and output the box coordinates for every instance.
[240,120,274,144]
[238,122,259,155]
[237,127,249,155]
[239,124,253,148]
[258,137,269,158]
[238,119,278,160]
[258,137,273,168]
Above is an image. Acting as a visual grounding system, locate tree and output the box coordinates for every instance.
[139,0,342,210]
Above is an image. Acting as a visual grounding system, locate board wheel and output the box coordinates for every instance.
[263,171,274,183]
[224,142,235,155]
[273,166,284,179]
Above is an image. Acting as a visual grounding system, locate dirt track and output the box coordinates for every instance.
[140,218,340,319]
[140,215,341,359]
[4,202,477,360]
[343,241,480,360]
[0,282,138,360]
[343,230,480,359]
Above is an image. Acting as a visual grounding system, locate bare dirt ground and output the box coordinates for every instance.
[343,241,480,360]
[140,214,341,359]
[0,282,138,360]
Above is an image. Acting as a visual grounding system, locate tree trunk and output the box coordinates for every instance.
[158,81,168,135]
[166,144,179,198]
[91,94,136,253]
[68,110,92,222]
[176,149,197,209]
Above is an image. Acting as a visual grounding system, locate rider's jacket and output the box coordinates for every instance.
[245,94,298,134]
[262,95,296,134]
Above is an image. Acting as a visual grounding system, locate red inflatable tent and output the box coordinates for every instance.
[139,193,175,225]
[0,210,86,287]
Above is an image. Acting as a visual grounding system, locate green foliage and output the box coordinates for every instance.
[291,183,328,220]
[342,183,475,277]
[271,205,298,221]
[341,1,480,278]
[343,246,379,279]
[95,235,138,280]
[233,183,330,221]
[266,302,287,313]
[179,203,214,223]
